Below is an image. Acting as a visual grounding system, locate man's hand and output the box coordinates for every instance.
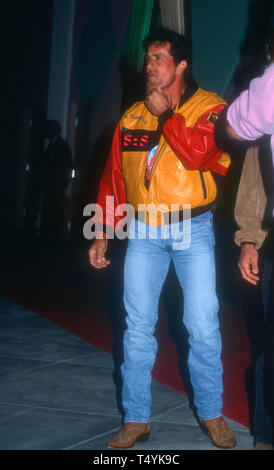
[238,243,260,285]
[145,86,171,116]
[89,239,110,270]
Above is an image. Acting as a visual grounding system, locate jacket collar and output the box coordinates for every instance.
[179,79,199,108]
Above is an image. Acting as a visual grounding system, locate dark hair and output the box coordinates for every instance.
[143,27,192,67]
[44,120,62,136]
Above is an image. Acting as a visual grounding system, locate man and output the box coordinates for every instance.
[234,143,273,450]
[89,28,235,449]
[226,28,274,448]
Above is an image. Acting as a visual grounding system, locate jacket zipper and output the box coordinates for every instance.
[144,141,165,190]
[199,171,207,199]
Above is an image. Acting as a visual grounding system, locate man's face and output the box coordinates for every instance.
[145,41,178,91]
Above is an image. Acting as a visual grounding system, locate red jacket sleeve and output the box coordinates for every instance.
[162,103,228,174]
[96,123,127,228]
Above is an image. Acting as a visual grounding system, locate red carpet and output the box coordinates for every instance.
[1,282,251,428]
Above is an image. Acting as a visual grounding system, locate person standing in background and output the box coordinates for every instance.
[226,27,274,449]
[40,120,73,242]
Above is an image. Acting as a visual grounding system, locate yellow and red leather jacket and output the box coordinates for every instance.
[96,83,230,227]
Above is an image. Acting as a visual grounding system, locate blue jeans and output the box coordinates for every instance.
[121,211,223,422]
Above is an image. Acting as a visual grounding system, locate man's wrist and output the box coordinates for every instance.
[95,231,106,240]
[240,241,256,247]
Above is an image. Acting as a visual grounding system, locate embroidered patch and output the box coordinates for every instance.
[207,112,220,126]
[145,145,157,180]
[122,128,156,151]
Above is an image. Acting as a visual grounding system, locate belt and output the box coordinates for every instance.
[135,203,215,225]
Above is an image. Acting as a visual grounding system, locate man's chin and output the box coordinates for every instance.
[146,78,158,91]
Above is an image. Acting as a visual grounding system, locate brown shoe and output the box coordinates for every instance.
[253,442,273,450]
[106,422,151,449]
[200,417,236,449]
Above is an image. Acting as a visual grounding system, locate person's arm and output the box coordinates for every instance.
[234,146,268,284]
[95,123,127,228]
[162,103,230,175]
[88,123,127,270]
[227,64,274,140]
[145,89,229,175]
